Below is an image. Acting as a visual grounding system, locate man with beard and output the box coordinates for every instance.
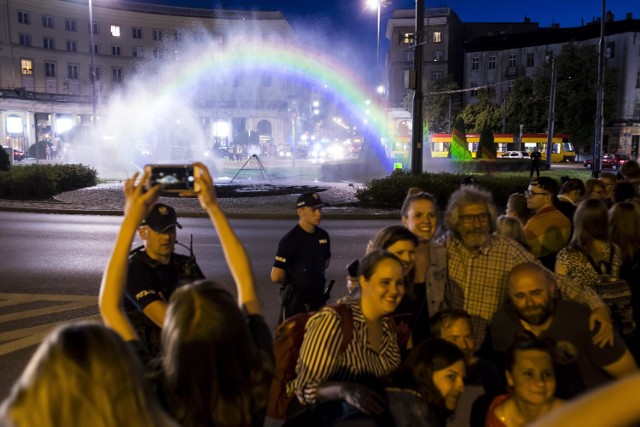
[123,203,205,357]
[481,262,636,399]
[438,185,611,346]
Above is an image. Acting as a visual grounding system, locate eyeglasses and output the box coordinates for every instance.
[460,213,490,224]
[525,190,548,197]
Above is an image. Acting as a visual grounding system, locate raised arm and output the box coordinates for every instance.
[99,172,160,341]
[193,162,261,315]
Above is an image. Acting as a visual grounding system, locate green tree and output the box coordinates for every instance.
[459,90,502,133]
[505,77,548,133]
[476,125,497,159]
[450,117,472,160]
[403,75,462,134]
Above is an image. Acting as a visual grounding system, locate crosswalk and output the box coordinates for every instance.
[0,293,99,356]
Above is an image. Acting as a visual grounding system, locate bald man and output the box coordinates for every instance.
[481,262,637,399]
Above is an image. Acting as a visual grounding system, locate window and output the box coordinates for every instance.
[132,27,142,39]
[21,59,33,75]
[42,15,54,28]
[132,46,143,58]
[65,18,77,32]
[526,52,535,67]
[636,71,640,89]
[90,22,99,34]
[507,81,513,92]
[153,48,162,58]
[66,40,77,52]
[404,51,414,62]
[508,54,517,67]
[432,71,443,81]
[606,42,615,58]
[90,66,101,81]
[18,11,30,24]
[45,62,56,77]
[402,33,414,44]
[545,50,553,63]
[67,64,78,80]
[174,31,182,41]
[433,31,442,43]
[43,37,54,49]
[470,83,478,97]
[92,43,100,54]
[19,33,31,47]
[153,29,163,40]
[112,67,123,82]
[111,45,121,56]
[433,50,443,61]
[488,56,496,70]
[110,25,120,37]
[472,56,479,71]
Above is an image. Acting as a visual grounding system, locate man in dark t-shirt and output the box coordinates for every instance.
[124,203,204,356]
[481,262,636,399]
[271,192,331,322]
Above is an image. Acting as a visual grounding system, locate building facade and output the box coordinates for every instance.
[0,0,307,162]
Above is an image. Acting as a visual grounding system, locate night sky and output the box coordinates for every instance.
[133,0,638,86]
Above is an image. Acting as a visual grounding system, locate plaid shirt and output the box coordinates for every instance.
[440,233,604,344]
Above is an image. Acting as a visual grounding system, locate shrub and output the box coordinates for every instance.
[0,147,10,171]
[355,170,531,211]
[0,164,97,200]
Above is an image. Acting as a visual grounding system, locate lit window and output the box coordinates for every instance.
[65,18,77,32]
[488,56,496,70]
[42,15,54,28]
[68,64,78,80]
[112,45,121,56]
[45,62,56,77]
[132,27,142,39]
[18,11,30,25]
[21,59,33,75]
[110,25,120,37]
[402,33,414,44]
[433,32,442,43]
[66,40,77,52]
[471,56,479,71]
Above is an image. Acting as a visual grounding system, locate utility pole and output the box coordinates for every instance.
[546,54,557,170]
[592,0,606,178]
[410,0,424,174]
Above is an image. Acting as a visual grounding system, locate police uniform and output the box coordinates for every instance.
[274,192,331,321]
[123,203,204,357]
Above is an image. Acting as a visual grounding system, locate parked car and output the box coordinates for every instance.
[499,151,531,159]
[583,154,629,170]
[2,146,25,162]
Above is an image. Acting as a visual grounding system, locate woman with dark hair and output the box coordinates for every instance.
[0,322,176,427]
[556,198,633,338]
[99,163,273,427]
[290,249,405,423]
[486,333,563,427]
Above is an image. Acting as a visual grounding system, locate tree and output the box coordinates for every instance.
[458,90,502,133]
[505,77,548,133]
[403,75,462,134]
[476,125,497,159]
[450,117,472,160]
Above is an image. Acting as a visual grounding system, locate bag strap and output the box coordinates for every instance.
[327,304,354,350]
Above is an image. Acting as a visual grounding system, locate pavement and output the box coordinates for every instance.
[0,181,399,219]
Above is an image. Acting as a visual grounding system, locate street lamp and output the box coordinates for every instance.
[366,0,382,84]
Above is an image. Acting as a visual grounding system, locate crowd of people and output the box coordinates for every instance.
[1,159,640,427]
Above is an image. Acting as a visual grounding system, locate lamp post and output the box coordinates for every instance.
[367,0,382,84]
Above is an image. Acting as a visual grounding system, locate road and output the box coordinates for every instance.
[0,211,395,399]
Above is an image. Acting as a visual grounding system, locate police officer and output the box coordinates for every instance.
[271,192,331,322]
[123,203,204,356]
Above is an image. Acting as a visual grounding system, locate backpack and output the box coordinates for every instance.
[267,304,354,420]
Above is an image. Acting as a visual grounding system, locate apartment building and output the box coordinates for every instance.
[463,14,640,157]
[0,0,304,159]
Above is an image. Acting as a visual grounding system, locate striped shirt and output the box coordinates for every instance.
[440,234,605,345]
[293,301,401,405]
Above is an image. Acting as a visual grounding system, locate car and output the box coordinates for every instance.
[583,153,630,170]
[2,146,25,162]
[499,151,531,159]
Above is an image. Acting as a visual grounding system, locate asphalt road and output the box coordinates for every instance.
[0,211,395,400]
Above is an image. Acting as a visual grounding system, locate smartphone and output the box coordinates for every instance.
[145,164,195,193]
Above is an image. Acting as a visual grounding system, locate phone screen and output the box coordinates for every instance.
[149,165,195,191]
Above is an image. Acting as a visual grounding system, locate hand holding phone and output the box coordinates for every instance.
[144,164,195,195]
